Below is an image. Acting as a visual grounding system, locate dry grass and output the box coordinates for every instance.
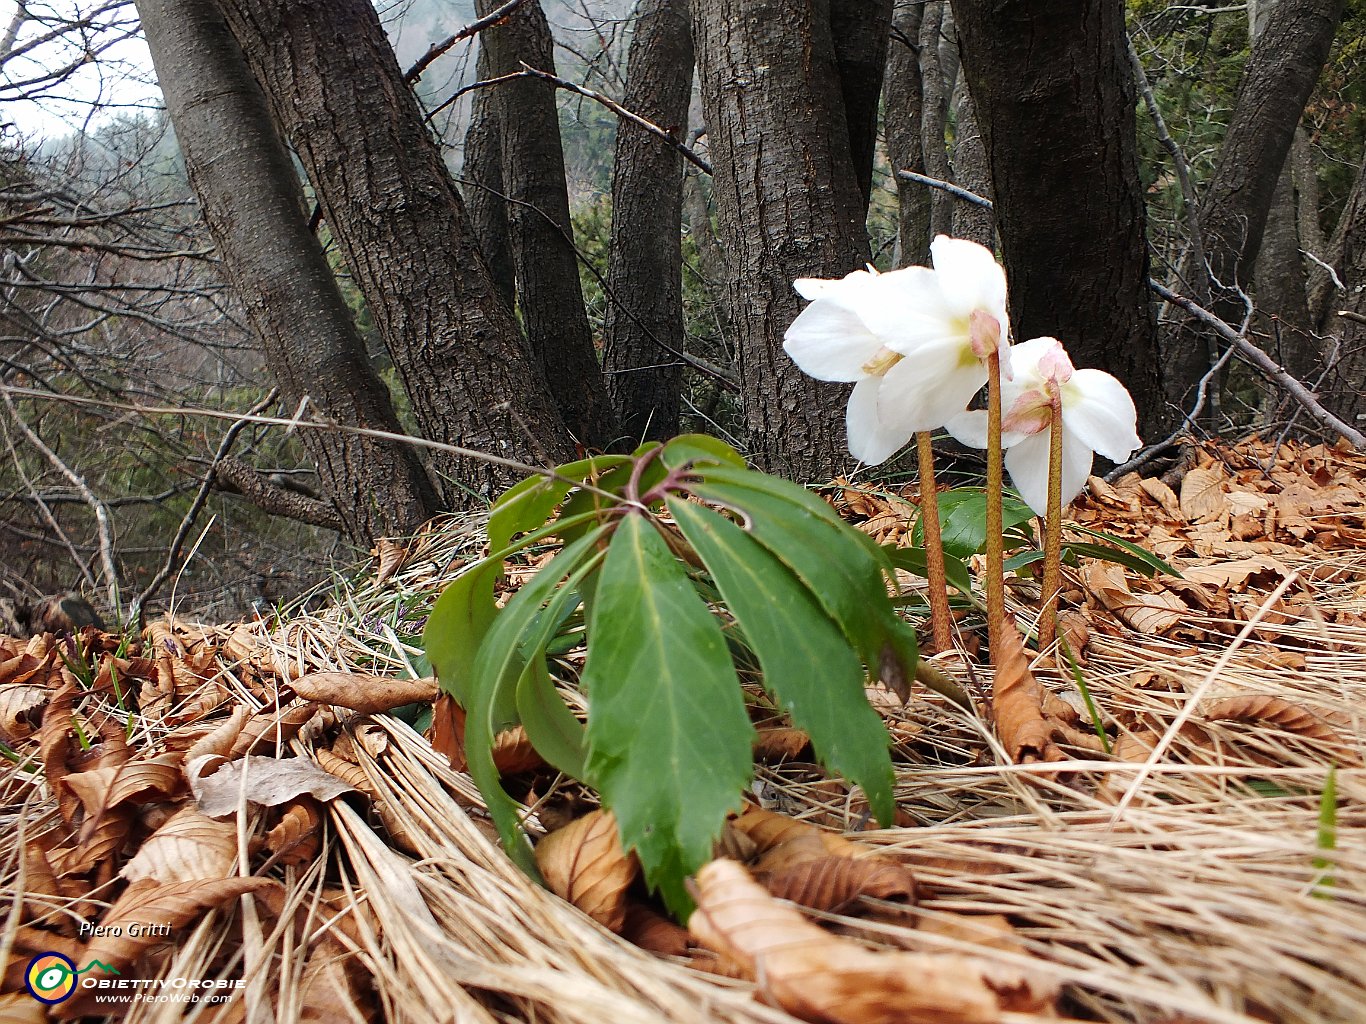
[4,502,1365,1024]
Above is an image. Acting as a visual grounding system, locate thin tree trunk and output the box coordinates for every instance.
[474,0,617,450]
[919,1,953,239]
[829,0,894,216]
[1320,149,1366,424]
[1309,140,1362,329]
[134,0,440,542]
[884,0,929,266]
[692,0,870,479]
[463,44,516,310]
[603,0,693,443]
[1165,0,1344,411]
[217,0,574,500]
[952,0,1164,438]
[1254,148,1317,384]
[949,75,994,248]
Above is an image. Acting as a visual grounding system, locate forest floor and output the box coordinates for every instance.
[2,436,1364,1024]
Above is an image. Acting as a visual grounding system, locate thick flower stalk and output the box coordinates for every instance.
[783,238,1011,654]
[950,337,1141,647]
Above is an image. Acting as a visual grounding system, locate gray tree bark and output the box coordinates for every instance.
[1165,0,1344,411]
[829,0,894,215]
[949,75,994,248]
[692,0,870,479]
[216,0,575,500]
[463,44,516,311]
[952,0,1164,438]
[919,1,954,239]
[1320,150,1366,424]
[134,0,439,542]
[884,0,930,266]
[603,0,693,444]
[474,0,617,450]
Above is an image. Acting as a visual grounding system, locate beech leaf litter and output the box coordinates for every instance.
[2,436,1363,1024]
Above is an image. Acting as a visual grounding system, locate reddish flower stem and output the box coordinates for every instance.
[985,351,1006,655]
[915,431,954,652]
[1038,399,1065,651]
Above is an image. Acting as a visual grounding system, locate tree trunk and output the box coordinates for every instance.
[951,0,1164,439]
[919,1,954,239]
[949,75,994,248]
[829,0,894,216]
[1164,0,1344,411]
[133,0,439,542]
[603,0,693,444]
[1254,149,1317,384]
[692,0,870,479]
[884,0,929,266]
[463,44,516,310]
[1320,150,1366,425]
[474,0,617,450]
[216,0,574,500]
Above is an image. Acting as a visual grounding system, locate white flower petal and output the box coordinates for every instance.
[793,268,877,301]
[1004,430,1053,517]
[877,341,987,435]
[853,267,961,354]
[1061,369,1141,463]
[1004,426,1096,517]
[1002,337,1058,387]
[944,409,989,448]
[944,409,1031,450]
[929,235,1008,324]
[782,300,884,382]
[846,376,913,465]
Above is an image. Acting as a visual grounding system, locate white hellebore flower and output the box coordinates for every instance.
[947,337,1142,516]
[782,235,1010,465]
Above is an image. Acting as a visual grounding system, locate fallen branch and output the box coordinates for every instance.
[212,456,345,534]
[895,170,992,209]
[1149,280,1366,449]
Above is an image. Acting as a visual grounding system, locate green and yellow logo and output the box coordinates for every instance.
[24,953,119,1004]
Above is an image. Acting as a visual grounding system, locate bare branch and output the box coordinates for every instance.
[1149,280,1366,448]
[404,0,524,84]
[894,169,992,209]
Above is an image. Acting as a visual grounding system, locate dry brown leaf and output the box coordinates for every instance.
[194,755,358,818]
[1203,695,1344,742]
[763,855,917,917]
[265,797,324,866]
[1181,556,1292,591]
[621,902,696,957]
[184,703,250,779]
[58,753,183,873]
[38,678,84,824]
[1179,464,1227,520]
[1054,609,1089,666]
[915,913,1027,957]
[752,727,812,762]
[1082,562,1188,636]
[731,806,852,875]
[688,859,1058,1024]
[229,702,319,758]
[534,809,639,932]
[0,992,47,1023]
[291,672,438,715]
[0,683,48,741]
[991,621,1066,764]
[372,537,407,585]
[1138,476,1181,515]
[121,805,239,883]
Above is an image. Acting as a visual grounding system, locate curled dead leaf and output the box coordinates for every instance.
[1203,695,1342,742]
[292,672,438,715]
[1178,464,1226,520]
[265,797,324,867]
[534,810,639,932]
[622,903,696,957]
[1082,562,1188,636]
[0,683,48,741]
[688,859,1058,1024]
[763,855,917,919]
[229,702,319,758]
[194,755,359,818]
[990,622,1066,764]
[121,805,239,884]
[373,537,407,584]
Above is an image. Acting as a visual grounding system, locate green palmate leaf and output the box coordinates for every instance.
[923,488,1036,560]
[424,508,608,703]
[465,528,608,876]
[489,454,631,553]
[515,657,586,779]
[659,433,748,471]
[686,466,914,687]
[669,500,895,826]
[582,514,753,917]
[882,543,976,599]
